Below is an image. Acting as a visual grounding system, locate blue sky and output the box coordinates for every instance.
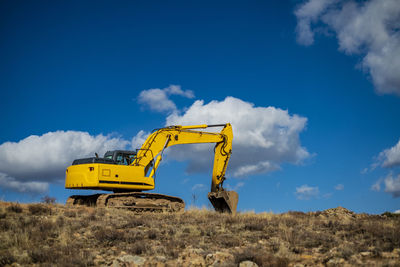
[1,0,400,214]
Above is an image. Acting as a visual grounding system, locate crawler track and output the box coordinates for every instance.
[66,192,185,212]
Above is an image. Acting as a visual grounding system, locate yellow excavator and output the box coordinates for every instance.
[65,123,238,213]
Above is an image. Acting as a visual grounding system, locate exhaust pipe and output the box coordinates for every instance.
[208,190,238,214]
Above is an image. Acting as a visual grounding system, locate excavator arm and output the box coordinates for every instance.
[133,123,238,212]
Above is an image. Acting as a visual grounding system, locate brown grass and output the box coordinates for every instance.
[0,202,399,266]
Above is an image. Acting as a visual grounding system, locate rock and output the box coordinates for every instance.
[189,248,205,255]
[321,207,355,221]
[360,251,371,257]
[300,254,313,260]
[205,251,234,266]
[149,262,166,267]
[175,248,206,267]
[326,257,345,266]
[239,261,258,267]
[93,255,106,265]
[123,255,146,265]
[393,248,400,256]
[188,256,206,266]
[154,255,167,262]
[112,254,146,266]
[73,233,81,238]
[381,251,399,259]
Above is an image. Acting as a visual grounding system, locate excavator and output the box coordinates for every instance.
[65,123,238,213]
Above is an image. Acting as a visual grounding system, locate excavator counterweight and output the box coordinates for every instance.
[65,123,238,213]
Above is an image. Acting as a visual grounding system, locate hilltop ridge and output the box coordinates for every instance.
[0,202,399,266]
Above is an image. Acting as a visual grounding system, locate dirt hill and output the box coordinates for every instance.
[0,202,399,266]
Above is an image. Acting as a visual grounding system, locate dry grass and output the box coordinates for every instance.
[0,202,399,266]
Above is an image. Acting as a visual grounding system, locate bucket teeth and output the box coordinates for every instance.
[208,190,238,214]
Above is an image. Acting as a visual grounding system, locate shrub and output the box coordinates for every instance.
[0,251,15,266]
[28,204,52,215]
[29,248,56,263]
[94,228,124,245]
[64,210,77,217]
[128,243,148,255]
[41,195,56,204]
[148,229,157,239]
[6,204,22,213]
[234,248,289,267]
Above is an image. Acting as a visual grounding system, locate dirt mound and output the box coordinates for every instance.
[322,206,355,217]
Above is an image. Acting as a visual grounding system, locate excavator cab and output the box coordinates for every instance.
[71,150,137,166]
[104,150,137,165]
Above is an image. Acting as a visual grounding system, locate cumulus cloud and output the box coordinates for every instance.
[295,0,338,45]
[295,184,319,200]
[334,184,344,190]
[369,139,400,197]
[0,131,129,190]
[137,85,195,113]
[0,172,48,194]
[163,96,309,177]
[192,183,206,191]
[371,178,382,191]
[1,92,309,194]
[372,172,400,198]
[377,139,400,168]
[295,0,400,95]
[226,181,245,191]
[384,173,400,198]
[131,130,150,150]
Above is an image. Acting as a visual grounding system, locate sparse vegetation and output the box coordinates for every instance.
[41,195,56,204]
[0,202,399,266]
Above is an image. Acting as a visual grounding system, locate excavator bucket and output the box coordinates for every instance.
[208,190,238,214]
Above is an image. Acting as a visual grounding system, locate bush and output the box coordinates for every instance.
[94,228,125,245]
[41,195,56,204]
[234,248,289,267]
[0,251,15,266]
[6,204,22,213]
[28,204,52,215]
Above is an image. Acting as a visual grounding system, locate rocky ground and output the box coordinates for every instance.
[0,201,400,266]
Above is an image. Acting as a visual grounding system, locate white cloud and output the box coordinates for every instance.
[371,179,381,191]
[372,172,400,198]
[131,130,150,150]
[164,96,309,177]
[0,131,129,184]
[137,85,195,113]
[164,85,195,98]
[295,184,319,200]
[335,183,344,190]
[378,139,400,168]
[295,0,400,96]
[192,183,206,191]
[226,182,245,191]
[1,92,310,195]
[394,209,400,214]
[295,0,339,45]
[0,172,48,194]
[384,172,400,198]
